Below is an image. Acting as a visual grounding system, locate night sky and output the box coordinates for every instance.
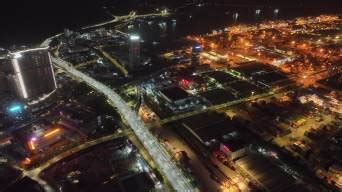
[0,0,107,46]
[0,0,340,47]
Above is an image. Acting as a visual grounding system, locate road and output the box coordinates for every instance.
[159,127,222,192]
[148,90,281,128]
[74,59,98,69]
[40,38,291,192]
[39,11,196,191]
[96,48,129,77]
[82,10,169,30]
[274,111,334,147]
[51,57,198,192]
[40,9,170,47]
[18,132,126,192]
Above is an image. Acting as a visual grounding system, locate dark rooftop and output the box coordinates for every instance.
[222,138,247,152]
[252,71,288,84]
[236,154,309,192]
[205,71,238,85]
[4,177,44,192]
[318,73,342,91]
[182,112,226,130]
[201,89,236,105]
[228,81,261,97]
[160,86,189,102]
[97,172,154,192]
[182,112,239,144]
[0,165,22,191]
[234,62,277,76]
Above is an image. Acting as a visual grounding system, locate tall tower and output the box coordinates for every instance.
[128,35,141,71]
[7,47,57,100]
[191,44,202,66]
[0,57,11,92]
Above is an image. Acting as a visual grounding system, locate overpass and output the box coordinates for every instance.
[51,57,197,192]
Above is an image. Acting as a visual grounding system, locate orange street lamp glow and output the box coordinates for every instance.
[43,128,60,138]
[28,140,35,150]
[28,137,37,151]
[23,157,31,165]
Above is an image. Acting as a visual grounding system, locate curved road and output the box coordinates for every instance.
[50,56,197,192]
[38,10,187,191]
[82,10,169,30]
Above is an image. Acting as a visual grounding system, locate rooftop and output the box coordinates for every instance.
[160,86,189,102]
[236,154,309,192]
[222,137,247,152]
[205,71,238,85]
[234,62,278,76]
[200,89,236,105]
[181,112,239,144]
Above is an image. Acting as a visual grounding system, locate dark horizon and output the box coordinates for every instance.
[0,0,341,47]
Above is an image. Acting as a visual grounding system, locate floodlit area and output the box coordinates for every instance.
[186,15,342,86]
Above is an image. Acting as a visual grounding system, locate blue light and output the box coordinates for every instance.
[194,45,201,50]
[193,45,202,52]
[8,105,22,113]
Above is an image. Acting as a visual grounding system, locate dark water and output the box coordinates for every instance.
[0,0,108,47]
[128,3,342,55]
[0,0,341,48]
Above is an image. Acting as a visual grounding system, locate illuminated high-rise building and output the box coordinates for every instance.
[128,34,141,70]
[191,44,202,66]
[6,47,57,100]
[0,57,11,92]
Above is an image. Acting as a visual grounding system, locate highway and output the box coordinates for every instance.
[39,11,291,191]
[51,57,198,192]
[159,127,222,192]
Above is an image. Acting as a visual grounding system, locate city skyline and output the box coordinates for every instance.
[0,1,341,192]
[1,0,341,46]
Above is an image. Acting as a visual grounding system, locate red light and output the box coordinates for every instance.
[220,144,231,154]
[223,145,230,152]
[180,79,190,88]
